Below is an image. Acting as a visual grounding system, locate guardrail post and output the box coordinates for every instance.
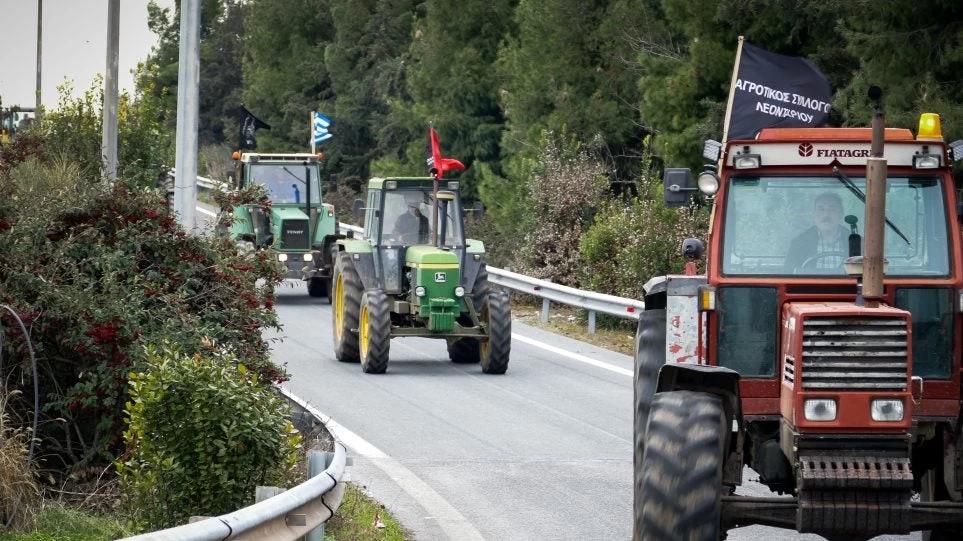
[541,298,550,323]
[588,310,596,334]
[306,450,336,541]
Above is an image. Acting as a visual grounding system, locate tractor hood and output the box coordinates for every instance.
[404,245,459,266]
[270,206,311,251]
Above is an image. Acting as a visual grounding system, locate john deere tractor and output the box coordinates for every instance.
[224,152,341,299]
[332,177,511,374]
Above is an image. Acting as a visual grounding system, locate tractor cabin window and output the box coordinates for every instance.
[720,176,950,278]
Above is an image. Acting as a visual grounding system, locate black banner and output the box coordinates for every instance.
[236,106,271,150]
[726,42,832,141]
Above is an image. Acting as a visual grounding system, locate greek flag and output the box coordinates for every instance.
[312,112,333,144]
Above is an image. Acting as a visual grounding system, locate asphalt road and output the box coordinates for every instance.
[269,281,920,541]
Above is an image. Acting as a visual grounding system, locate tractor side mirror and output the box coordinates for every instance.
[327,174,338,187]
[663,168,696,207]
[353,198,364,220]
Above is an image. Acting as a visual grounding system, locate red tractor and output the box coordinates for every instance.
[634,102,963,539]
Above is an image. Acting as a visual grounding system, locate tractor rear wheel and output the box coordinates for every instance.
[480,290,511,374]
[638,391,725,541]
[921,466,955,541]
[448,264,490,363]
[332,253,362,363]
[308,277,327,298]
[359,288,391,374]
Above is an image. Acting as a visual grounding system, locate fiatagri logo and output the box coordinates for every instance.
[797,143,871,158]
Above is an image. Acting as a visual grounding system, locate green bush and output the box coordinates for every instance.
[580,182,709,301]
[118,343,301,531]
[0,155,284,477]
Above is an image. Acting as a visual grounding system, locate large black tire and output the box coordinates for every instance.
[480,290,511,374]
[448,264,490,363]
[639,391,725,541]
[307,277,327,298]
[332,253,362,363]
[633,309,667,541]
[359,288,391,374]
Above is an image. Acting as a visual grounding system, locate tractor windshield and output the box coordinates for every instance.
[249,164,321,204]
[720,175,950,277]
[380,189,465,248]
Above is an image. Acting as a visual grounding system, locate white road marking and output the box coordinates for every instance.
[511,332,633,377]
[278,387,485,541]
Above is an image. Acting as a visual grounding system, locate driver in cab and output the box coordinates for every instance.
[785,192,848,273]
[393,192,429,244]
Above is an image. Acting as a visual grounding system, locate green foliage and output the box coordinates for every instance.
[513,131,608,286]
[0,504,129,541]
[580,183,709,300]
[35,75,174,187]
[0,160,284,477]
[118,343,300,530]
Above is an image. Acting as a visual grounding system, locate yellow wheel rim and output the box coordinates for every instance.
[479,300,490,361]
[359,303,369,361]
[334,274,344,342]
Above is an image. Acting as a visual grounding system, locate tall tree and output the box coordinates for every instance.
[241,0,334,151]
[322,0,417,184]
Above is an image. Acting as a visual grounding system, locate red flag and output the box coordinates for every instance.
[427,127,464,179]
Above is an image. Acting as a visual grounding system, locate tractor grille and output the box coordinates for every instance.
[280,219,309,250]
[800,317,908,391]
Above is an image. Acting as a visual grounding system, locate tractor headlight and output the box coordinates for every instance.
[697,171,720,195]
[804,398,837,421]
[871,399,904,422]
[302,253,313,261]
[278,253,288,262]
[414,286,426,297]
[454,286,465,297]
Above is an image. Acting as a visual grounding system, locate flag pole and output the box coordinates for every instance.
[310,111,316,154]
[720,36,745,145]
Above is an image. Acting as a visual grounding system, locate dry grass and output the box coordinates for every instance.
[510,295,636,356]
[0,391,41,530]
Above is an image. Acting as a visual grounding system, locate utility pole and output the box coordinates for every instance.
[173,0,201,231]
[35,0,42,120]
[102,0,120,183]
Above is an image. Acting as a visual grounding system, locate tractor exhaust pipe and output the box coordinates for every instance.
[863,87,887,308]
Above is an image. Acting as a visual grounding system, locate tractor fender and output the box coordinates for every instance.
[656,363,744,485]
[337,240,378,290]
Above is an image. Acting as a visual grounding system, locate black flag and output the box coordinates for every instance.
[236,106,271,150]
[725,41,832,141]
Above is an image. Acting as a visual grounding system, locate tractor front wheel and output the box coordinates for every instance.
[480,290,511,374]
[332,253,362,363]
[359,288,391,374]
[638,391,725,541]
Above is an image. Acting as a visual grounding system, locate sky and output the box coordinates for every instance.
[0,0,175,111]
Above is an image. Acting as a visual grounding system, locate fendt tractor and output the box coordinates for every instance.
[633,95,963,540]
[224,151,341,299]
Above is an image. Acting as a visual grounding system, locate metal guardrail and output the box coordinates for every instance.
[337,222,644,333]
[119,441,347,541]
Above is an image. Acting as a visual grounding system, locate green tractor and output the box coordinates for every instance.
[224,151,341,299]
[332,177,511,374]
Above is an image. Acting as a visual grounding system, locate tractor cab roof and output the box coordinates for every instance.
[235,152,321,164]
[368,177,462,192]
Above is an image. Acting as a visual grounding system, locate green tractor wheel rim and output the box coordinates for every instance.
[334,274,344,342]
[359,304,370,361]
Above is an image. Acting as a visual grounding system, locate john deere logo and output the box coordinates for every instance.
[798,143,814,157]
[434,272,446,282]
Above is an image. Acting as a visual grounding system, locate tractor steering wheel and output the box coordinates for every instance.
[795,251,847,274]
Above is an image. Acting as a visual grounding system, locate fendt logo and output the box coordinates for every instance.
[798,142,814,157]
[286,229,304,235]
